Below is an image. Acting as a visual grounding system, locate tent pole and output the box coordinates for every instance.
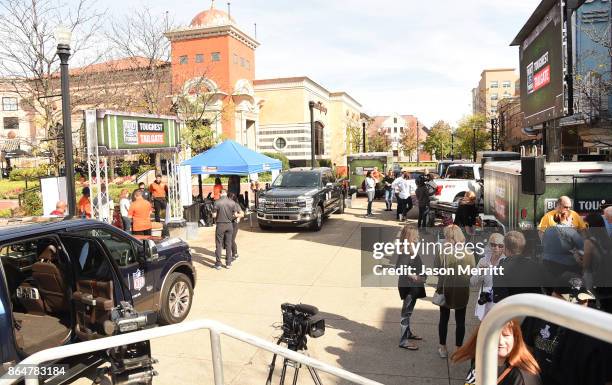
[198,174,203,199]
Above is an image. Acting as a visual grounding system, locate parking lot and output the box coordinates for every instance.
[135,198,477,385]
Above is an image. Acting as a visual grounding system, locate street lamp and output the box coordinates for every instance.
[472,122,477,163]
[55,25,76,217]
[416,121,420,166]
[450,128,455,161]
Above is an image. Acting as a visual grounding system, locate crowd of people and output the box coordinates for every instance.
[392,193,612,385]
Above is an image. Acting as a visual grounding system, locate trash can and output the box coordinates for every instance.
[183,203,202,223]
[186,222,199,240]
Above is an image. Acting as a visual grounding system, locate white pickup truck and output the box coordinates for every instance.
[432,163,483,204]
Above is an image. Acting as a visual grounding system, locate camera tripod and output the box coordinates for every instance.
[265,336,323,385]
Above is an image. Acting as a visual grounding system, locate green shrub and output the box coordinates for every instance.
[263,152,290,170]
[22,190,42,216]
[137,164,154,176]
[9,167,48,181]
[318,159,332,168]
[0,208,12,218]
[119,161,132,177]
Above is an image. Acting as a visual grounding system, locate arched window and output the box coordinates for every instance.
[314,122,324,156]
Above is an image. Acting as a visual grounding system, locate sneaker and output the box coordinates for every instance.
[214,264,222,270]
[438,346,448,358]
[233,255,239,262]
[226,264,232,269]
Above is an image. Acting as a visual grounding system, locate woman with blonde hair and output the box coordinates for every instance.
[435,224,475,358]
[471,232,506,320]
[396,225,427,350]
[452,320,541,385]
[454,190,478,235]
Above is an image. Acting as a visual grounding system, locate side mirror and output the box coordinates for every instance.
[325,182,333,188]
[143,239,159,261]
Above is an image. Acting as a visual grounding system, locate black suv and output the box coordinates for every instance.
[257,168,345,231]
[0,219,196,382]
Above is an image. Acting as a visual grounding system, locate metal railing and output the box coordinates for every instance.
[2,319,383,385]
[476,294,612,385]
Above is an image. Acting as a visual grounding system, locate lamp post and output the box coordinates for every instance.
[55,26,76,217]
[362,121,366,153]
[416,121,420,166]
[451,128,455,161]
[472,120,477,162]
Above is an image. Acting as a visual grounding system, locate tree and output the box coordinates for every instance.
[368,134,388,152]
[423,120,452,159]
[0,0,106,172]
[455,114,490,159]
[400,127,418,159]
[107,7,173,115]
[346,118,363,154]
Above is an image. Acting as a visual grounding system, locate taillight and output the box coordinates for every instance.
[435,186,443,195]
[521,208,527,219]
[579,169,602,173]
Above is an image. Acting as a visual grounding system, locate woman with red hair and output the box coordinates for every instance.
[452,320,541,385]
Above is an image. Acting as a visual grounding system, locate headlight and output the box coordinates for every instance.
[258,197,266,204]
[298,196,314,207]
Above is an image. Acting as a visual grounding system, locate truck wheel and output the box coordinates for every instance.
[258,222,270,230]
[454,193,465,203]
[335,197,345,214]
[310,206,323,231]
[159,273,193,325]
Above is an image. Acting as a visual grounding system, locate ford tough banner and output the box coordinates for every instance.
[519,1,565,127]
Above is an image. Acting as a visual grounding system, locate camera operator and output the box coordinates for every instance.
[470,233,507,320]
[521,276,611,385]
[493,231,544,303]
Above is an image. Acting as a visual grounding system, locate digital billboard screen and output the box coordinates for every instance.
[519,1,565,127]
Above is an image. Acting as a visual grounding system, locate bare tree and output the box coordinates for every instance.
[0,0,106,171]
[106,7,173,115]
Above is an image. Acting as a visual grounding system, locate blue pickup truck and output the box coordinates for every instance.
[0,219,196,382]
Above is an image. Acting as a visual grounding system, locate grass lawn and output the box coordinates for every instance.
[0,180,40,199]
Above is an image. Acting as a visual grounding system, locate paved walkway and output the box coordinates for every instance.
[132,198,480,384]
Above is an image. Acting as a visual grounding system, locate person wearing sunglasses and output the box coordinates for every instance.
[471,232,507,320]
[538,196,586,239]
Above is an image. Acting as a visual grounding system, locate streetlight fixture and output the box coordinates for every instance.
[416,121,420,166]
[472,120,477,162]
[55,25,76,217]
[450,127,455,161]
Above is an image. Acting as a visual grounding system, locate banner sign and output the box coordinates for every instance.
[518,1,565,127]
[89,110,181,155]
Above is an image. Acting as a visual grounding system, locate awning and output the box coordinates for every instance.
[182,140,282,175]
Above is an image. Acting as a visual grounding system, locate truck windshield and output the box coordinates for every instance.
[272,172,320,188]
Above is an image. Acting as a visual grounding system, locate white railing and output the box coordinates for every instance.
[476,294,612,385]
[1,319,383,385]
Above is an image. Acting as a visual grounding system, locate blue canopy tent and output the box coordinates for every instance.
[182,140,282,175]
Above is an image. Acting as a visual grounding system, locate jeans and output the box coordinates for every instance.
[153,198,167,222]
[399,294,418,345]
[215,222,234,266]
[384,189,393,210]
[418,205,430,228]
[121,216,132,233]
[439,306,466,346]
[231,221,239,256]
[366,191,375,215]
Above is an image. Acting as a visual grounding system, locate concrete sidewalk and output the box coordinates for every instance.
[152,197,479,385]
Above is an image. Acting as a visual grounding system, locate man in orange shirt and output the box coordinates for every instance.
[213,177,223,200]
[128,190,153,235]
[78,187,92,219]
[149,173,168,223]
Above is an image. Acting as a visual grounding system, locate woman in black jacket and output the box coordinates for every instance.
[396,224,427,350]
[454,191,478,235]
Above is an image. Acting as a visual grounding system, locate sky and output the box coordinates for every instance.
[97,0,541,127]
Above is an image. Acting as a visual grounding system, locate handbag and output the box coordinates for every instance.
[432,253,447,307]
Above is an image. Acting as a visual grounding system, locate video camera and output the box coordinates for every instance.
[104,302,157,336]
[280,303,325,351]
